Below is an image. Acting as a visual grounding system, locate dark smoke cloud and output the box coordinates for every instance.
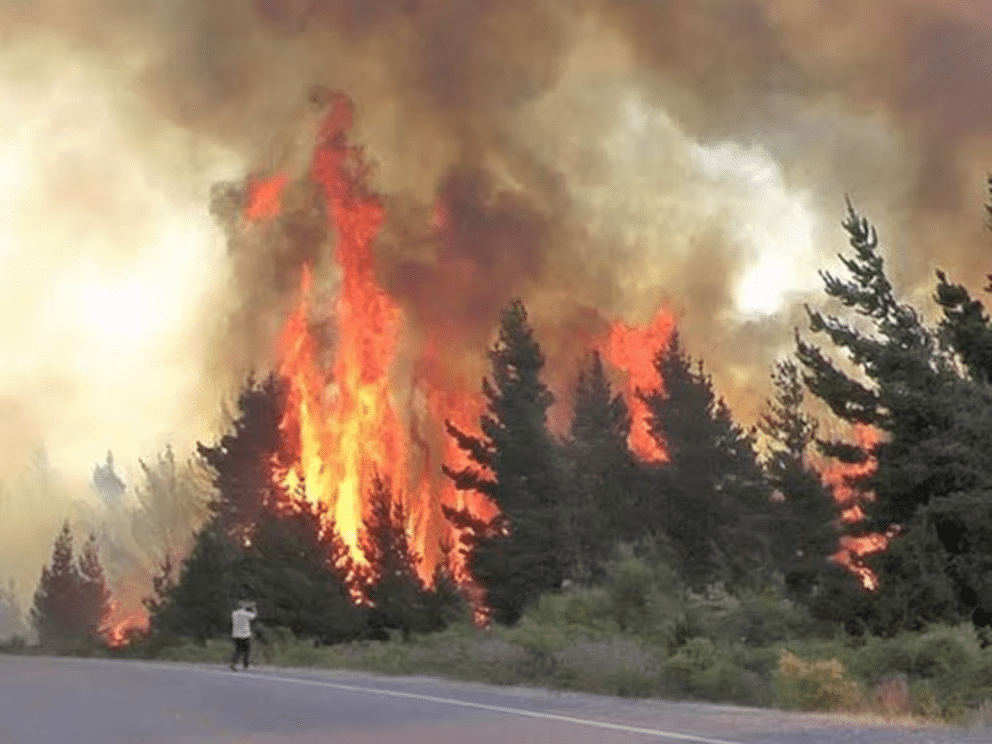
[4,0,992,602]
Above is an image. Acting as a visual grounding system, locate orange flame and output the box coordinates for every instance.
[818,424,891,590]
[101,605,149,649]
[602,307,676,462]
[269,96,411,571]
[245,94,494,603]
[245,172,289,221]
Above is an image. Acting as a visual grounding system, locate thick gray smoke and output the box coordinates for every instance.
[1,0,990,620]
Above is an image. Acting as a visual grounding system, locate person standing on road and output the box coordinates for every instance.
[230,600,257,671]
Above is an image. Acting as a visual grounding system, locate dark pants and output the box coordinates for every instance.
[231,637,251,669]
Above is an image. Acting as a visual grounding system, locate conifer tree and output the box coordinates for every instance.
[77,533,112,644]
[796,199,986,631]
[443,300,564,624]
[152,375,369,643]
[564,351,643,580]
[757,359,837,598]
[197,374,289,542]
[241,491,367,643]
[32,522,113,648]
[32,522,80,646]
[359,476,434,639]
[147,518,235,643]
[642,333,769,588]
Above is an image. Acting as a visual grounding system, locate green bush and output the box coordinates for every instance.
[915,634,972,679]
[776,650,863,712]
[524,587,617,634]
[663,637,749,702]
[844,635,916,681]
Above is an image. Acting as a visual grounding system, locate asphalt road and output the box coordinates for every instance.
[0,655,988,744]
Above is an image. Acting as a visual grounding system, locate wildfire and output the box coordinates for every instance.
[602,307,676,462]
[818,424,891,590]
[102,608,149,649]
[245,92,495,596]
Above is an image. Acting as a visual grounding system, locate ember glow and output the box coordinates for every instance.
[819,424,891,590]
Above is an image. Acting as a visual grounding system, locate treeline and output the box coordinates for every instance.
[443,196,992,638]
[26,190,992,650]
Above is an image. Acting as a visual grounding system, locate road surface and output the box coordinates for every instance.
[0,655,987,743]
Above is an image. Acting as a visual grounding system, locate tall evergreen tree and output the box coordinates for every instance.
[31,522,80,647]
[757,359,837,599]
[197,374,289,542]
[31,523,114,647]
[77,533,112,644]
[147,518,235,643]
[443,300,564,625]
[564,351,643,580]
[240,491,367,643]
[152,375,369,644]
[359,476,435,639]
[92,451,126,508]
[934,270,992,384]
[796,199,988,632]
[642,333,769,588]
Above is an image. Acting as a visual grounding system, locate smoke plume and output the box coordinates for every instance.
[2,0,991,613]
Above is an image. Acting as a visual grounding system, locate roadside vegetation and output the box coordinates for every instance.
[7,192,992,730]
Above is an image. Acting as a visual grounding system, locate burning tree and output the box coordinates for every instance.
[32,522,112,648]
[444,300,565,625]
[796,199,992,633]
[149,375,366,644]
[358,475,458,640]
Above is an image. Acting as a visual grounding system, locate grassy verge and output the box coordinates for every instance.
[4,556,990,729]
[67,617,988,729]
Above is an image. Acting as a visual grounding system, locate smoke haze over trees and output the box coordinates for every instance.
[3,1,992,655]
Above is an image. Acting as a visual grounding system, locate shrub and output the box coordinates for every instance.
[845,635,915,681]
[524,587,617,634]
[663,637,749,703]
[700,588,817,646]
[872,674,911,717]
[776,650,863,712]
[557,637,662,697]
[915,634,972,679]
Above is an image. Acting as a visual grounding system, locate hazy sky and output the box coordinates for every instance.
[1,0,991,602]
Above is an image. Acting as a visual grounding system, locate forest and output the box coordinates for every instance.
[16,194,992,722]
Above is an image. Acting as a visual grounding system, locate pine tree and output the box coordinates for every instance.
[443,300,564,625]
[153,375,370,644]
[147,517,238,643]
[77,534,112,644]
[564,351,643,580]
[32,522,85,647]
[933,270,992,384]
[642,333,769,588]
[795,199,983,631]
[197,374,289,542]
[359,476,433,640]
[242,491,367,643]
[757,359,837,599]
[92,451,126,507]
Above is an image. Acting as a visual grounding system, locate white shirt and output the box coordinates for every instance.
[231,608,257,639]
